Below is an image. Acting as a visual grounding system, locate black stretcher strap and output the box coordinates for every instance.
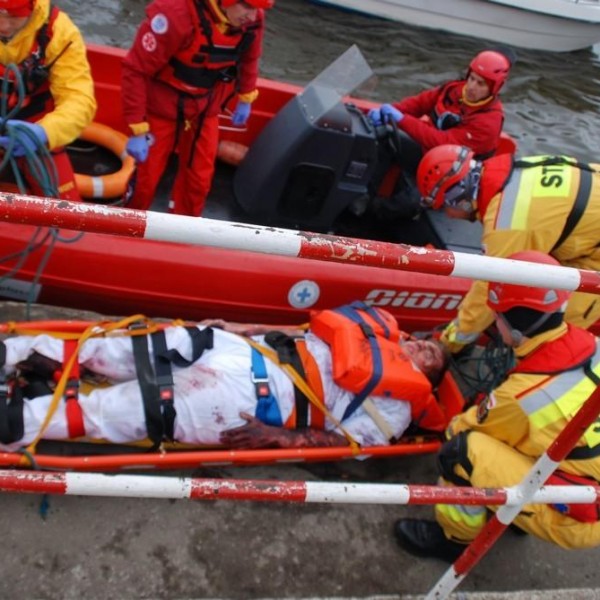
[264,331,309,428]
[131,326,214,447]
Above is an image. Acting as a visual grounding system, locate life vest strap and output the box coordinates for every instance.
[63,339,85,439]
[334,303,385,421]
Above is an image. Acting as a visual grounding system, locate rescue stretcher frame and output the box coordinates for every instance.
[0,318,466,473]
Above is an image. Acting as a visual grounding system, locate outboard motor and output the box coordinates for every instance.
[233,86,379,231]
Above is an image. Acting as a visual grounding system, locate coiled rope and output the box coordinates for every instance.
[0,63,84,319]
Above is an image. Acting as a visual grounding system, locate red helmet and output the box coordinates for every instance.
[416,144,474,209]
[0,0,33,16]
[220,0,274,8]
[468,50,511,96]
[487,251,571,314]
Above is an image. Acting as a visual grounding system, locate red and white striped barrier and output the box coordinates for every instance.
[1,193,599,293]
[0,469,598,506]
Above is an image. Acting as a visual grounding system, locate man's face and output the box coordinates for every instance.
[402,339,446,382]
[465,71,492,102]
[0,13,28,40]
[222,1,258,27]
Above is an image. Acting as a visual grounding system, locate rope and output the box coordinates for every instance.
[0,63,78,319]
[449,328,515,406]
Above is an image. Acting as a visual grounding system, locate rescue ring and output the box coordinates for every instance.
[74,122,135,199]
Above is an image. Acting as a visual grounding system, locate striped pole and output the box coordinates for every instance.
[0,469,598,505]
[426,383,600,600]
[1,193,599,293]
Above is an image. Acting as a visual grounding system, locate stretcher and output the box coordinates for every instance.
[0,317,468,473]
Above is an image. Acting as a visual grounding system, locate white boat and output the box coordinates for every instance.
[310,0,600,52]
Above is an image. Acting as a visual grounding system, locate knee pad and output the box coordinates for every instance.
[437,431,473,486]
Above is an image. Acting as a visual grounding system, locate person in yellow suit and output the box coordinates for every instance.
[0,0,96,200]
[394,251,600,563]
[415,144,600,353]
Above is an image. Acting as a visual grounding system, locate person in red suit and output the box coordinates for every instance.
[368,48,516,162]
[121,0,274,217]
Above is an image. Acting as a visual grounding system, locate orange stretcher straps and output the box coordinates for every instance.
[295,339,325,429]
[62,339,85,439]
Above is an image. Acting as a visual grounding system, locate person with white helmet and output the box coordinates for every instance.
[121,0,274,217]
[0,0,96,200]
[415,143,600,354]
[368,48,515,162]
[394,251,600,562]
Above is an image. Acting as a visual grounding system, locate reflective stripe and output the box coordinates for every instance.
[496,168,524,230]
[521,344,600,448]
[437,503,487,527]
[496,158,575,231]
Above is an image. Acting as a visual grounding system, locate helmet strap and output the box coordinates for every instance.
[500,310,558,345]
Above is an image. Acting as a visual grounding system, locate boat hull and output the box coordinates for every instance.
[0,222,468,331]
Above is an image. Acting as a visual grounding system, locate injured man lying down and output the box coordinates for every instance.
[0,303,449,451]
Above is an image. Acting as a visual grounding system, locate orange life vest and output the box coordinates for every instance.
[155,0,258,97]
[309,302,446,430]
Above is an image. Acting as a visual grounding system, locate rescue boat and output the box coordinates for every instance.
[0,43,519,334]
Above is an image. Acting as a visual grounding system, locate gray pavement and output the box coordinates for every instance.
[1,302,600,599]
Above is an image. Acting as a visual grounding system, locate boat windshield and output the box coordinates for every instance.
[298,44,374,121]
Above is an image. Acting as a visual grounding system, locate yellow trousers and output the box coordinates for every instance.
[435,431,600,549]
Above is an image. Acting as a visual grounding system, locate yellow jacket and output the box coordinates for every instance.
[448,323,600,481]
[454,157,600,340]
[0,0,96,149]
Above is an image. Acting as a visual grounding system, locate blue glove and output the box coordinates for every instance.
[368,107,383,126]
[231,101,251,126]
[380,103,404,124]
[126,134,150,163]
[0,120,48,158]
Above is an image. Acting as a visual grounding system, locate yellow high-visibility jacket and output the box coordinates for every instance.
[454,155,600,340]
[0,0,96,149]
[448,323,600,481]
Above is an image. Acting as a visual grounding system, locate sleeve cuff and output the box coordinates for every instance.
[129,122,150,136]
[237,89,259,104]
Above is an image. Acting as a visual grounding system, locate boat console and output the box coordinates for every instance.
[233,83,483,255]
[234,91,379,230]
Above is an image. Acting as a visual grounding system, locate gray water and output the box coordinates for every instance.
[56,0,600,161]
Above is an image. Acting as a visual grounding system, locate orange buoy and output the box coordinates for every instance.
[74,122,136,199]
[217,140,249,166]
